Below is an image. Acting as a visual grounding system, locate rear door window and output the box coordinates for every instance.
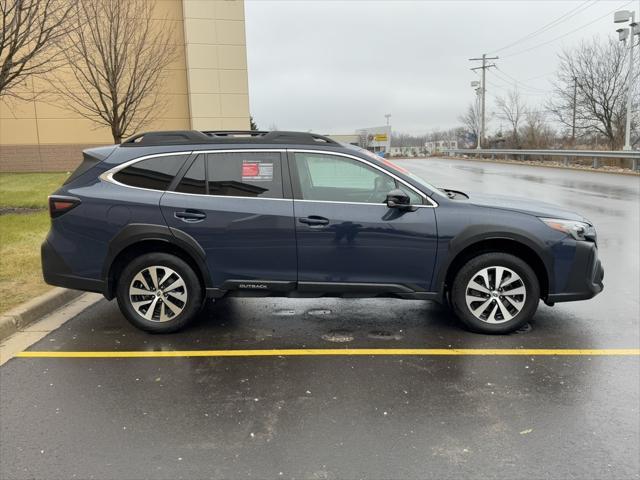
[175,155,206,194]
[113,154,188,190]
[206,152,283,198]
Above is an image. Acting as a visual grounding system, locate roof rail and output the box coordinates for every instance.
[202,130,269,137]
[121,130,339,147]
[122,131,211,146]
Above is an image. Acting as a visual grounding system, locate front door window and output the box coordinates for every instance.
[293,152,421,204]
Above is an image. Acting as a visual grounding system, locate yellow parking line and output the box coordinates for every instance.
[15,348,640,358]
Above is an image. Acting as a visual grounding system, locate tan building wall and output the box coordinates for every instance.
[0,0,250,172]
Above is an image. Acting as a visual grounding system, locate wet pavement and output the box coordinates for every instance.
[1,158,639,480]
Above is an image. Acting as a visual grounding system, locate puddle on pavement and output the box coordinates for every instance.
[307,309,332,316]
[321,329,354,343]
[368,330,404,341]
[273,309,297,316]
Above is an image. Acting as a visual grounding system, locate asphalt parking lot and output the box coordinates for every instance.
[1,158,639,480]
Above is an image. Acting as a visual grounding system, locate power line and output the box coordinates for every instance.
[524,71,557,82]
[502,0,635,58]
[492,67,551,94]
[488,81,550,97]
[488,0,598,54]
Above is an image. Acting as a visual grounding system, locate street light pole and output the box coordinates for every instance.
[475,89,482,149]
[470,81,481,149]
[572,77,577,145]
[615,9,638,150]
[624,12,635,150]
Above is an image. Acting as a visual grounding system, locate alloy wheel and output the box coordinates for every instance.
[464,266,526,324]
[128,266,188,322]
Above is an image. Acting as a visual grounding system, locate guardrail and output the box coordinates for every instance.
[443,148,640,171]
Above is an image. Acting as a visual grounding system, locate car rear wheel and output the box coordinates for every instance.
[450,252,540,334]
[116,253,203,333]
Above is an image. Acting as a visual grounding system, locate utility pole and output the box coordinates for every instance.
[623,15,635,150]
[469,53,498,149]
[614,8,638,150]
[571,77,577,145]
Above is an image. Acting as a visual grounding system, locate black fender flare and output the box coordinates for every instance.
[103,223,212,298]
[433,225,554,300]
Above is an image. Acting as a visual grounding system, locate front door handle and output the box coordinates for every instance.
[175,209,206,223]
[299,215,329,226]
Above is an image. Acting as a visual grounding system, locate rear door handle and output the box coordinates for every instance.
[299,215,330,226]
[175,209,206,222]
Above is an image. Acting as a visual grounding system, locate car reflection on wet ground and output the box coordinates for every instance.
[1,158,638,480]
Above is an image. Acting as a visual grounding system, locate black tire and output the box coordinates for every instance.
[116,252,204,333]
[450,252,540,334]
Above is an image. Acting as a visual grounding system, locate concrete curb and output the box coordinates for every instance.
[0,288,84,341]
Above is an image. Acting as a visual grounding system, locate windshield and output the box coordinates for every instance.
[342,143,448,198]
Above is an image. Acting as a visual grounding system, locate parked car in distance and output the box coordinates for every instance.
[42,130,604,334]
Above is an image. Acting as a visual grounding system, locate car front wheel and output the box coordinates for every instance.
[450,252,540,334]
[116,252,203,333]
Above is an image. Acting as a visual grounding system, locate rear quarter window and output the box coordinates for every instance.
[113,155,188,190]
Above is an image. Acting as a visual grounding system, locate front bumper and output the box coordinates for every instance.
[546,241,604,303]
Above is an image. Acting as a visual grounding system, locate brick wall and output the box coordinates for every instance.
[0,144,109,172]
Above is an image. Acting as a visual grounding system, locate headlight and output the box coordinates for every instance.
[539,218,596,242]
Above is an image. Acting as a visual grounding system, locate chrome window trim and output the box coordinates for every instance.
[164,190,292,202]
[99,148,438,208]
[294,199,435,208]
[100,151,193,193]
[99,149,287,195]
[289,149,438,208]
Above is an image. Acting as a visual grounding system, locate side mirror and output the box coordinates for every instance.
[386,189,416,211]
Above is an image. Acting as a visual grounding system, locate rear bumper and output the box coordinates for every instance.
[546,241,604,303]
[41,240,105,294]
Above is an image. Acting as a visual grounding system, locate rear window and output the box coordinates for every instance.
[113,155,188,190]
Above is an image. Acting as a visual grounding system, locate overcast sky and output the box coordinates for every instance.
[245,0,638,135]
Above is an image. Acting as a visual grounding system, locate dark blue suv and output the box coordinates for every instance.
[42,130,604,334]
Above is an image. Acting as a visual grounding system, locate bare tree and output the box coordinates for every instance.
[391,132,427,147]
[0,0,74,98]
[50,0,177,143]
[521,110,556,149]
[458,100,481,142]
[427,128,444,143]
[548,37,639,149]
[495,89,526,148]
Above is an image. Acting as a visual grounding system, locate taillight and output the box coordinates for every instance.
[48,196,81,218]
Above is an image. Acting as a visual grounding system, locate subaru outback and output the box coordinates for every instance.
[42,130,604,334]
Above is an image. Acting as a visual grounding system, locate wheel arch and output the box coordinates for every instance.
[103,224,211,299]
[441,237,551,301]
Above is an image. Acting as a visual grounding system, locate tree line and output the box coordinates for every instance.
[460,37,639,150]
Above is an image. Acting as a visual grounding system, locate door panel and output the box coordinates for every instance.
[160,152,296,287]
[291,151,438,291]
[294,201,437,290]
